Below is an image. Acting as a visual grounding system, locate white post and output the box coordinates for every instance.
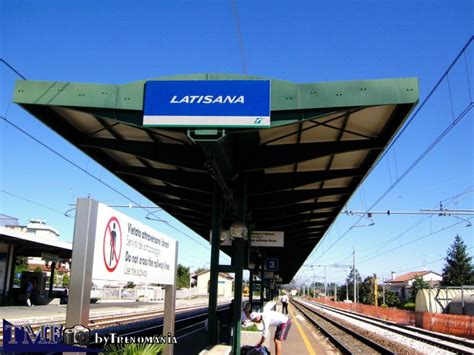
[353,247,357,305]
[65,198,99,355]
[163,242,178,355]
[382,278,386,305]
[324,267,327,300]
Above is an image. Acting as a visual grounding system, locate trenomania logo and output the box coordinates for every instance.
[1,319,99,353]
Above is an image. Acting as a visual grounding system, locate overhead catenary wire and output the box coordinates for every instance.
[1,113,220,254]
[310,37,474,262]
[0,189,66,215]
[339,186,474,263]
[0,60,229,258]
[358,217,474,265]
[317,98,473,262]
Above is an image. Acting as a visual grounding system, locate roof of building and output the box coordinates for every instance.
[0,214,19,226]
[28,263,70,273]
[387,270,442,283]
[13,75,418,283]
[0,226,72,258]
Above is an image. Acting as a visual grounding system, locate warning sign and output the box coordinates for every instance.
[103,217,122,272]
[91,203,177,285]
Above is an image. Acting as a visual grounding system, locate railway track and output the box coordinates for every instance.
[294,298,474,355]
[291,298,394,354]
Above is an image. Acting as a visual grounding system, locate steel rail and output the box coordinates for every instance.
[306,300,474,355]
[291,298,394,354]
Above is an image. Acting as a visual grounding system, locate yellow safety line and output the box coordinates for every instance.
[288,304,317,355]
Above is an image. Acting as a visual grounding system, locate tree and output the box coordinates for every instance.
[177,264,190,289]
[360,276,378,305]
[344,267,362,301]
[383,290,400,307]
[441,235,474,286]
[62,273,70,287]
[14,257,29,285]
[410,276,429,302]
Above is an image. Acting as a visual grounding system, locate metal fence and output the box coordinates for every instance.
[90,286,202,301]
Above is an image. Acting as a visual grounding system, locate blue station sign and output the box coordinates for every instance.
[143,80,271,127]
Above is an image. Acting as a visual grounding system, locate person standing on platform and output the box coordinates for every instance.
[250,311,292,355]
[25,280,33,307]
[280,293,288,315]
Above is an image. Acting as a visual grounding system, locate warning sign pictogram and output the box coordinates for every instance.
[103,217,122,272]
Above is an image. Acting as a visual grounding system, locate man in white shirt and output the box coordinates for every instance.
[250,311,292,355]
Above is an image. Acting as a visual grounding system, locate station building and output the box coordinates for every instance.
[193,270,234,298]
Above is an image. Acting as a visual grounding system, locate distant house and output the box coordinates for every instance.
[386,271,442,301]
[193,270,234,298]
[27,262,70,286]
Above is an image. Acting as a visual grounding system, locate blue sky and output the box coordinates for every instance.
[1,1,473,283]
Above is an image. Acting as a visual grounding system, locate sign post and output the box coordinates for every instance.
[66,198,98,330]
[66,198,178,354]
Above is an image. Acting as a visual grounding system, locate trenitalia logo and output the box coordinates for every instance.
[170,95,245,104]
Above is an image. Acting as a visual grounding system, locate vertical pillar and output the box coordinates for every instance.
[249,270,253,304]
[6,246,16,306]
[66,198,98,329]
[163,242,178,355]
[2,244,14,306]
[48,262,56,298]
[232,238,244,355]
[207,184,221,345]
[260,251,265,309]
[374,274,378,307]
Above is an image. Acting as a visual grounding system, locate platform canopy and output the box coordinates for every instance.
[0,226,72,259]
[13,74,418,283]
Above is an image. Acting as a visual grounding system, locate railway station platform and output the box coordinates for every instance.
[201,303,336,355]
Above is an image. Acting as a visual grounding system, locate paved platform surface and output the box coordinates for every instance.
[286,302,339,355]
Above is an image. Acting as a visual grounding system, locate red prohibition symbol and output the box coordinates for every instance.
[103,216,122,272]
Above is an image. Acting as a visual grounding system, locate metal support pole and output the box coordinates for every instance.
[66,198,98,328]
[374,274,378,307]
[232,238,244,355]
[163,242,178,355]
[346,279,349,301]
[353,247,357,305]
[260,251,265,309]
[6,246,16,306]
[382,278,386,306]
[249,270,253,304]
[65,198,99,355]
[208,184,221,345]
[324,267,327,300]
[48,262,56,298]
[2,244,13,306]
[334,284,337,302]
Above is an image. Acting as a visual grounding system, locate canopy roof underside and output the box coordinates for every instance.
[13,74,418,283]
